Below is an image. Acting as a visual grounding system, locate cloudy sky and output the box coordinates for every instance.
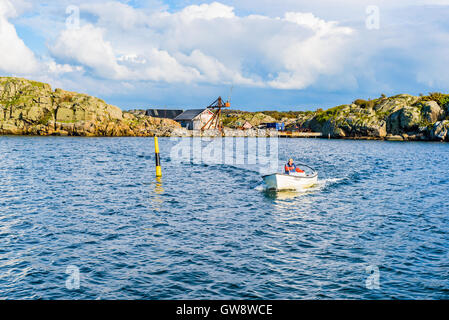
[1,0,449,110]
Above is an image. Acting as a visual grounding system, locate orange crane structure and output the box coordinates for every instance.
[201,96,230,132]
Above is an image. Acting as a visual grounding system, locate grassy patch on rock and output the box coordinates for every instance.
[419,92,449,108]
[315,105,346,123]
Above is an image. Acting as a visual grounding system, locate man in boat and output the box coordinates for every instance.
[284,158,304,175]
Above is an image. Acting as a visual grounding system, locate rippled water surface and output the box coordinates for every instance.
[0,136,448,299]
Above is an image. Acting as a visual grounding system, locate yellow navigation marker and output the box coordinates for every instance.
[154,136,162,177]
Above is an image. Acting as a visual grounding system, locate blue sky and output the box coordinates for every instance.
[1,0,449,111]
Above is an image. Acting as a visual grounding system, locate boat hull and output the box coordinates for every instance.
[262,173,318,191]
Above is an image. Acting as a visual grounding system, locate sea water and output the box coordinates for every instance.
[0,136,448,299]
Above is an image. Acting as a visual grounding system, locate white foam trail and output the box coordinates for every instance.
[323,177,345,184]
[316,177,344,188]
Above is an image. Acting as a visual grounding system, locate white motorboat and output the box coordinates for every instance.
[262,164,318,191]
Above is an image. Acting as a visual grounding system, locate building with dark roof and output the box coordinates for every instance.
[174,108,216,130]
[145,109,184,119]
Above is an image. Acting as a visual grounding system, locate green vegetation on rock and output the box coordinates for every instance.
[419,92,449,108]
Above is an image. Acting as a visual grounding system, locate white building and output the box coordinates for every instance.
[174,109,217,130]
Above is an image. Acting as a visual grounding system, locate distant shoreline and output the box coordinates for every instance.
[1,77,448,142]
[0,131,445,142]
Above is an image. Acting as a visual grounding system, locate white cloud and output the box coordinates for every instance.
[46,60,83,75]
[415,32,449,87]
[0,0,39,74]
[0,0,81,78]
[226,0,449,19]
[266,13,353,89]
[5,0,449,109]
[80,2,149,30]
[45,2,353,90]
[8,0,32,15]
[120,49,201,83]
[177,49,261,86]
[50,24,128,79]
[176,2,235,21]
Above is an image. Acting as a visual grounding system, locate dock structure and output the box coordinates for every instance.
[278,131,323,138]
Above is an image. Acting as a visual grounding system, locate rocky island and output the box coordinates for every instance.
[223,94,449,141]
[294,93,449,141]
[0,77,180,137]
[1,77,448,141]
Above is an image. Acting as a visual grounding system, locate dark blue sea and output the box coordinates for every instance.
[0,136,448,299]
